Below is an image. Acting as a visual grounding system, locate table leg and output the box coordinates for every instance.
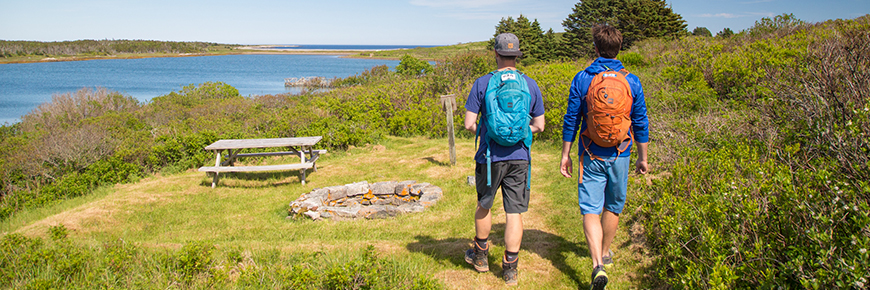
[212,150,222,188]
[300,147,306,185]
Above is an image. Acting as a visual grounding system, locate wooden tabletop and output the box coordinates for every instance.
[204,136,323,150]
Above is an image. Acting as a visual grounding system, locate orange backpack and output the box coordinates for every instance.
[581,67,633,160]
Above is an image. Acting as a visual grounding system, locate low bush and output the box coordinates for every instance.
[639,140,869,289]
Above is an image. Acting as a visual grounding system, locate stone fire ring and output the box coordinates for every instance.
[288,181,443,220]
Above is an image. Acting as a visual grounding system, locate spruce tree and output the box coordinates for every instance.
[562,0,687,59]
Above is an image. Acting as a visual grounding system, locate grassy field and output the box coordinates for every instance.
[348,41,490,61]
[2,136,652,289]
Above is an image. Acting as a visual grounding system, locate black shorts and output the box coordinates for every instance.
[475,160,530,214]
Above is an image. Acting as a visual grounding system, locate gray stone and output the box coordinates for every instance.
[421,185,443,196]
[409,182,431,196]
[419,188,443,208]
[310,188,330,200]
[290,180,443,220]
[364,205,401,219]
[343,198,362,207]
[303,211,321,220]
[296,198,323,212]
[398,203,425,213]
[388,196,411,206]
[394,180,416,195]
[371,181,398,195]
[324,185,347,201]
[372,198,394,206]
[322,204,361,218]
[345,181,369,197]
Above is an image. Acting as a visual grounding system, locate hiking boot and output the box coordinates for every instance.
[590,265,608,290]
[602,250,614,267]
[502,255,518,286]
[464,241,489,272]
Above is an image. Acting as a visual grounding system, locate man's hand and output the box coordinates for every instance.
[635,142,649,175]
[635,159,649,175]
[560,155,573,178]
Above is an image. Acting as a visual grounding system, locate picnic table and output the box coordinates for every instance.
[198,136,325,187]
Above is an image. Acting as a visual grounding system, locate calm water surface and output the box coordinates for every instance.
[0,54,400,124]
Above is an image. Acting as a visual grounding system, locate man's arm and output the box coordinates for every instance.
[464,111,478,134]
[560,141,573,178]
[529,114,545,134]
[635,142,649,174]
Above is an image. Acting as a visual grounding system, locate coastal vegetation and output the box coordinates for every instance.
[0,8,868,290]
[0,40,237,63]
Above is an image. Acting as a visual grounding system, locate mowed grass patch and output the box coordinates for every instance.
[3,136,650,289]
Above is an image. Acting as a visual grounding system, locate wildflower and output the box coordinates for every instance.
[847,121,853,126]
[731,246,738,253]
[857,281,865,288]
[852,240,857,245]
[834,186,839,191]
[855,206,860,211]
[861,248,867,254]
[865,107,869,112]
[834,196,840,203]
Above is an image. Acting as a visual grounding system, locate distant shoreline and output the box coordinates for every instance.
[0,47,402,64]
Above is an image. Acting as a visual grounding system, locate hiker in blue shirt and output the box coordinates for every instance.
[463,33,546,286]
[560,25,650,290]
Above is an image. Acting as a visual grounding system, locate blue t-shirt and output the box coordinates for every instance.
[465,71,546,164]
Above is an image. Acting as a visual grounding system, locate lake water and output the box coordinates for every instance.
[0,54,401,124]
[265,44,439,50]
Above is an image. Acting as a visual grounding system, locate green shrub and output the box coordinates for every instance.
[618,51,646,67]
[396,55,433,76]
[639,140,869,289]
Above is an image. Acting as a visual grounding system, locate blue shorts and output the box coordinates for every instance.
[577,155,630,215]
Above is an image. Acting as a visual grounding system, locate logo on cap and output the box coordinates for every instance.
[508,43,514,49]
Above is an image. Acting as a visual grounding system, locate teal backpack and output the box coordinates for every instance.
[477,69,533,187]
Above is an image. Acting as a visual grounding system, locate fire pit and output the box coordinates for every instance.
[288,181,443,220]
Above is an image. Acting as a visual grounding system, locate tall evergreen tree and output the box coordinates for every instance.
[562,0,687,59]
[716,28,735,38]
[692,27,713,37]
[562,0,621,58]
[490,14,556,64]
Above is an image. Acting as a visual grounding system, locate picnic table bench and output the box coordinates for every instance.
[198,136,325,187]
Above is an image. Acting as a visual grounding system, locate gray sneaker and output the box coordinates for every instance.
[602,250,614,267]
[464,242,489,272]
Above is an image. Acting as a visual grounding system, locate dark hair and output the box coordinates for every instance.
[592,24,622,59]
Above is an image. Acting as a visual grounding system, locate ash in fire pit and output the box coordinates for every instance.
[288,181,443,220]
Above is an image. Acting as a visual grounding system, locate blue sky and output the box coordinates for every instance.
[0,0,867,45]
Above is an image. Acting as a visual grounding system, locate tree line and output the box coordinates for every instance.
[0,40,232,58]
[492,0,740,63]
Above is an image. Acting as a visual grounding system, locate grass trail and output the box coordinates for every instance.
[3,136,651,289]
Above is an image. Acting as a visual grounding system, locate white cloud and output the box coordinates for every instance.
[698,13,741,18]
[696,11,774,19]
[409,0,520,9]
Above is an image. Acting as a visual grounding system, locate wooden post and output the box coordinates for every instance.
[440,94,457,166]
